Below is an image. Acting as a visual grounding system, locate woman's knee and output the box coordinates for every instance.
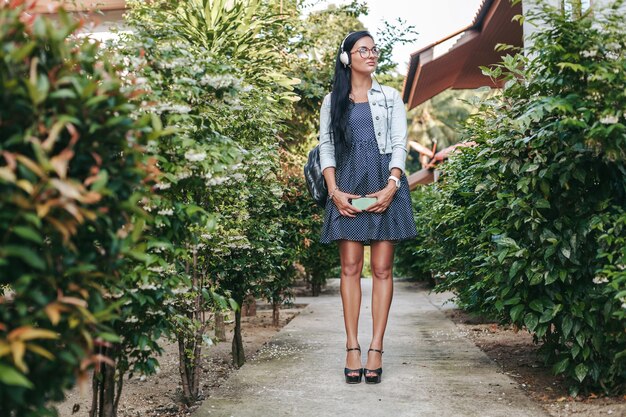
[371,264,392,280]
[341,259,363,278]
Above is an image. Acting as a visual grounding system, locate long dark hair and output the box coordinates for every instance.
[331,31,373,161]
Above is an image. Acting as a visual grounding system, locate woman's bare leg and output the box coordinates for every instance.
[339,240,365,375]
[365,240,394,375]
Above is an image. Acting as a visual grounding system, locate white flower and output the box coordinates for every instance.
[206,176,228,186]
[178,77,197,85]
[606,42,621,51]
[592,276,609,284]
[155,182,171,190]
[599,115,619,124]
[581,49,597,58]
[158,208,174,216]
[139,283,158,291]
[184,150,207,162]
[176,170,192,180]
[169,104,192,114]
[622,303,626,309]
[199,74,240,89]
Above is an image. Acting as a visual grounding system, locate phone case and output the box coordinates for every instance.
[351,197,377,210]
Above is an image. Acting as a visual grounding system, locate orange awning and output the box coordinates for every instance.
[402,0,523,109]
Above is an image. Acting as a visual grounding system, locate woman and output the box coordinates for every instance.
[318,31,417,384]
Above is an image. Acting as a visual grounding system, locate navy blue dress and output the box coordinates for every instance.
[320,102,417,245]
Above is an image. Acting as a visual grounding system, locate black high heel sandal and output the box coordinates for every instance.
[364,348,384,384]
[344,346,363,384]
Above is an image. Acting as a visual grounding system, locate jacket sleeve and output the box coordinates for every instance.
[388,88,408,174]
[318,93,336,173]
[320,94,336,172]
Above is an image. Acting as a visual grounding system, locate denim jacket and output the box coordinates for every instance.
[318,78,408,175]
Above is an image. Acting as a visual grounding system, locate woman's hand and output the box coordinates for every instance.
[332,190,363,218]
[364,183,397,213]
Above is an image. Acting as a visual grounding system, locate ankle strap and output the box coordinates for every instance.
[368,348,384,354]
[346,345,361,352]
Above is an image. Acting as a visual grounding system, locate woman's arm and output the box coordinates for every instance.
[318,94,361,217]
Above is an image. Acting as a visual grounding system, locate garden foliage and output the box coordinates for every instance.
[400,0,626,393]
[0,4,151,415]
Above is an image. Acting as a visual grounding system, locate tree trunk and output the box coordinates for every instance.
[272,301,280,327]
[89,346,119,417]
[231,308,245,368]
[241,294,256,316]
[191,331,203,397]
[571,0,582,18]
[214,311,226,340]
[89,364,99,417]
[178,334,194,404]
[101,360,116,417]
[312,281,321,297]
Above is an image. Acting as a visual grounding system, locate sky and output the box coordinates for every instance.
[307,0,485,72]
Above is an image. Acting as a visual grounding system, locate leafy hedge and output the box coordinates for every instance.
[399,1,626,394]
[0,5,150,415]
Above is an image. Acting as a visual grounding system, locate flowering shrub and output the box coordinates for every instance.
[115,0,301,403]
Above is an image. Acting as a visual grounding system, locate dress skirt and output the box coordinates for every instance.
[320,102,417,245]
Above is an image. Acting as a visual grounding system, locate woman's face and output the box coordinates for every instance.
[349,36,379,75]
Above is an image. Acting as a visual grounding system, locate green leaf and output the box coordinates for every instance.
[574,363,588,382]
[510,304,525,322]
[524,313,539,332]
[0,364,34,388]
[97,332,121,343]
[2,245,46,270]
[552,357,569,375]
[12,226,43,244]
[539,308,555,323]
[503,296,521,306]
[544,272,559,285]
[529,299,543,313]
[571,344,581,359]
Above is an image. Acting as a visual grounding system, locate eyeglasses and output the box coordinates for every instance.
[350,46,381,59]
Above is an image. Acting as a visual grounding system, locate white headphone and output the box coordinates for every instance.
[339,33,352,67]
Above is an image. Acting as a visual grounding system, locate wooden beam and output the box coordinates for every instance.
[407,168,435,190]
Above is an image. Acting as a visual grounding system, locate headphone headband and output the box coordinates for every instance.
[339,32,353,67]
[340,32,352,52]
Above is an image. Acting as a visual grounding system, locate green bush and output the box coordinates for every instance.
[404,0,626,394]
[394,186,440,282]
[0,4,149,415]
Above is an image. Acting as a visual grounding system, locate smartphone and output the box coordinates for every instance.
[351,197,377,210]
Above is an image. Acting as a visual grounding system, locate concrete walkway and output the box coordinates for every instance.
[194,279,549,417]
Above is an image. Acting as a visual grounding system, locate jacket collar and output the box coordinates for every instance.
[369,77,383,93]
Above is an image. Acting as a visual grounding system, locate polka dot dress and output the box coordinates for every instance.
[320,102,418,245]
